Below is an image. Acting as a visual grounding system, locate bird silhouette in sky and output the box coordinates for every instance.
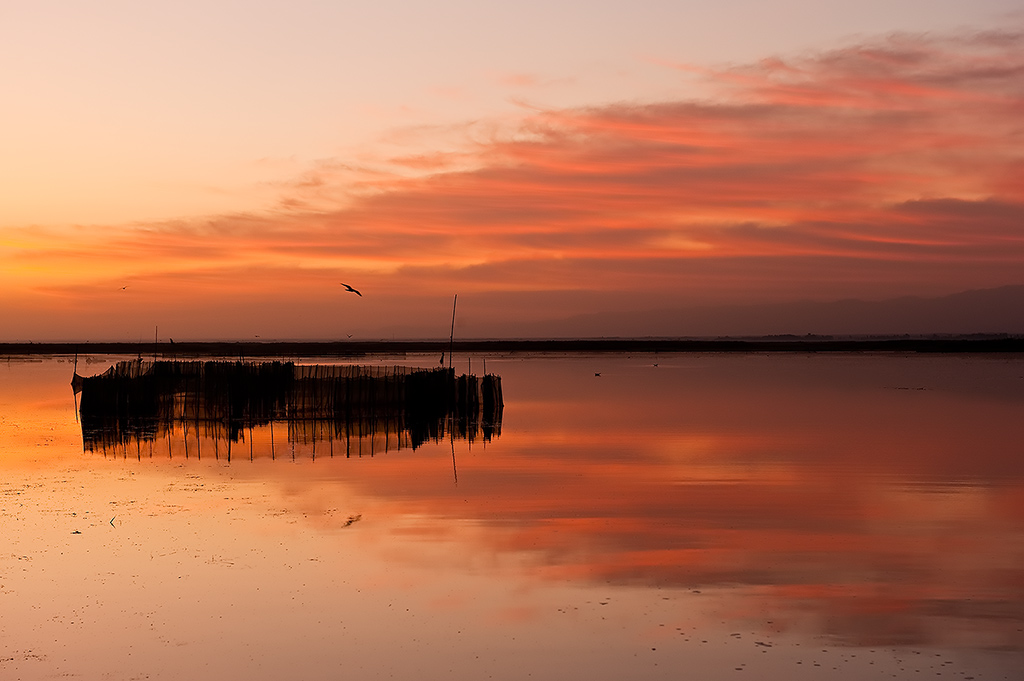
[340,283,362,296]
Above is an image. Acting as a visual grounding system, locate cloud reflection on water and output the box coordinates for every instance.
[63,353,1024,652]
[271,354,1022,651]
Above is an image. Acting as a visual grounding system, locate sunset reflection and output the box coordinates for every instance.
[69,355,1024,650]
[290,354,1024,650]
[2,354,1022,679]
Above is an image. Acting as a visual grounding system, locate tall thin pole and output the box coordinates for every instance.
[451,426,458,485]
[448,294,457,372]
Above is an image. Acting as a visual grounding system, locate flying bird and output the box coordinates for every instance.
[340,283,362,296]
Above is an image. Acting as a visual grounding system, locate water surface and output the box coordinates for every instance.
[2,352,1022,680]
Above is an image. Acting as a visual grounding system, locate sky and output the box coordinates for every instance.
[1,1,1022,340]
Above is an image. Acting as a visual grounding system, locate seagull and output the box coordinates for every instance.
[340,283,362,297]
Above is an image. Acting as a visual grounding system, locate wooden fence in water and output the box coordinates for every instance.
[77,360,502,458]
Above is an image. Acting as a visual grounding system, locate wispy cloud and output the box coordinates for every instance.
[3,28,1022,338]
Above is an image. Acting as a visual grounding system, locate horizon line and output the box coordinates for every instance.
[2,335,1022,358]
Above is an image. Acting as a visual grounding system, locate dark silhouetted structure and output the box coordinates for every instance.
[76,360,502,460]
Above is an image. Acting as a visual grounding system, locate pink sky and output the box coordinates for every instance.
[1,3,1022,340]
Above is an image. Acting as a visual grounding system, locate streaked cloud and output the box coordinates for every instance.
[2,28,1022,339]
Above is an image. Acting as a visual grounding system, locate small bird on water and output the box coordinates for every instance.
[340,283,362,296]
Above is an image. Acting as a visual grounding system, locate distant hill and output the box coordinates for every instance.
[521,285,1024,338]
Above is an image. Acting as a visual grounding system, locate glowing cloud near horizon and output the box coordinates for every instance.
[2,28,1023,340]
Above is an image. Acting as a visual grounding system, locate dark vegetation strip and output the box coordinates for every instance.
[3,336,1024,357]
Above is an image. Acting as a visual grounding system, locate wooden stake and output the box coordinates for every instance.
[448,294,457,372]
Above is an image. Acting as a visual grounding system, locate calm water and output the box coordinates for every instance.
[1,352,1023,680]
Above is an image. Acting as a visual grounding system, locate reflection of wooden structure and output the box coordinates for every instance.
[77,360,502,459]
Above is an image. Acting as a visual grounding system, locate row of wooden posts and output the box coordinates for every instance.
[77,360,503,458]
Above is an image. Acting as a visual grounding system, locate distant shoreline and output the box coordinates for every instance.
[2,336,1022,357]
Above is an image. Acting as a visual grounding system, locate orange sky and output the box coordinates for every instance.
[2,14,1023,339]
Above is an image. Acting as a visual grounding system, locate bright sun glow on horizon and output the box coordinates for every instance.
[1,1,1023,340]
